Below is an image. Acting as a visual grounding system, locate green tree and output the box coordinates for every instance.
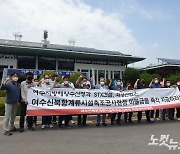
[123,68,140,84]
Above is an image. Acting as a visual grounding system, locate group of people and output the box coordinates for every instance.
[1,72,180,136]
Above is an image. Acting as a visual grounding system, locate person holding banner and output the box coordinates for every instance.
[19,72,36,132]
[0,72,21,136]
[176,81,180,121]
[162,80,172,121]
[53,75,75,128]
[149,78,164,121]
[110,79,124,125]
[124,81,134,123]
[76,75,91,127]
[134,78,152,123]
[95,77,108,126]
[40,75,54,129]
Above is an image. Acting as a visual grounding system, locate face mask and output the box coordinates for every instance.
[154,80,158,84]
[27,76,33,81]
[64,81,69,85]
[177,82,180,86]
[12,77,18,82]
[100,81,105,85]
[166,83,170,86]
[82,82,87,85]
[45,79,49,83]
[117,82,121,86]
[34,82,39,86]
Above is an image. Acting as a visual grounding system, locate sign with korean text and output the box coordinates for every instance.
[27,87,180,116]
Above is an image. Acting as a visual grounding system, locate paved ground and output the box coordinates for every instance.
[0,118,180,154]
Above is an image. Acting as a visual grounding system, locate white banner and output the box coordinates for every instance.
[27,87,180,116]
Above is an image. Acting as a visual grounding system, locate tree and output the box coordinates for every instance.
[123,68,140,84]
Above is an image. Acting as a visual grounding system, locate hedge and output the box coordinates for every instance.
[0,97,21,116]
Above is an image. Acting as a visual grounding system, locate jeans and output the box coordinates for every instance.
[3,103,17,132]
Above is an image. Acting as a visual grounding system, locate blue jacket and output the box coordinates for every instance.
[0,81,21,104]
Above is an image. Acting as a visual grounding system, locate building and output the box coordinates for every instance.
[140,58,180,77]
[0,39,144,83]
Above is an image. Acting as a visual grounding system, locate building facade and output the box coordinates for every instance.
[0,39,144,83]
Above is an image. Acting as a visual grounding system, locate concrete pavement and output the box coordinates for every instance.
[0,119,180,154]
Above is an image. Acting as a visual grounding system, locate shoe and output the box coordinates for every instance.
[156,117,160,121]
[41,125,45,129]
[150,118,154,122]
[49,124,53,128]
[34,122,38,126]
[10,127,17,132]
[103,123,107,126]
[96,123,100,126]
[52,122,57,125]
[111,122,114,125]
[177,118,180,121]
[146,119,153,123]
[4,131,12,136]
[19,128,24,132]
[70,120,75,124]
[28,127,35,131]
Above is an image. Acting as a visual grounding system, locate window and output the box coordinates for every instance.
[17,55,36,69]
[93,60,107,65]
[38,56,56,70]
[58,58,74,71]
[114,71,120,80]
[76,59,92,64]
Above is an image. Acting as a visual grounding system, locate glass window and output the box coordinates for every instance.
[114,71,120,80]
[93,60,107,65]
[76,59,92,64]
[38,56,56,70]
[17,55,36,69]
[58,58,74,71]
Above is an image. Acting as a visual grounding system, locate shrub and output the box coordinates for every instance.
[40,71,63,83]
[69,72,84,85]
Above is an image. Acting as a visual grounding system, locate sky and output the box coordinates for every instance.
[0,0,180,68]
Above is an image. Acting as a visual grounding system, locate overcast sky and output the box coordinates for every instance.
[0,0,179,67]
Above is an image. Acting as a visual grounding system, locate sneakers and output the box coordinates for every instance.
[150,118,154,122]
[4,131,12,136]
[177,118,180,121]
[156,117,160,121]
[41,125,45,129]
[49,124,53,128]
[70,120,75,124]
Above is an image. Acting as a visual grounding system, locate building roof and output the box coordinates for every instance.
[0,39,145,64]
[157,58,180,65]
